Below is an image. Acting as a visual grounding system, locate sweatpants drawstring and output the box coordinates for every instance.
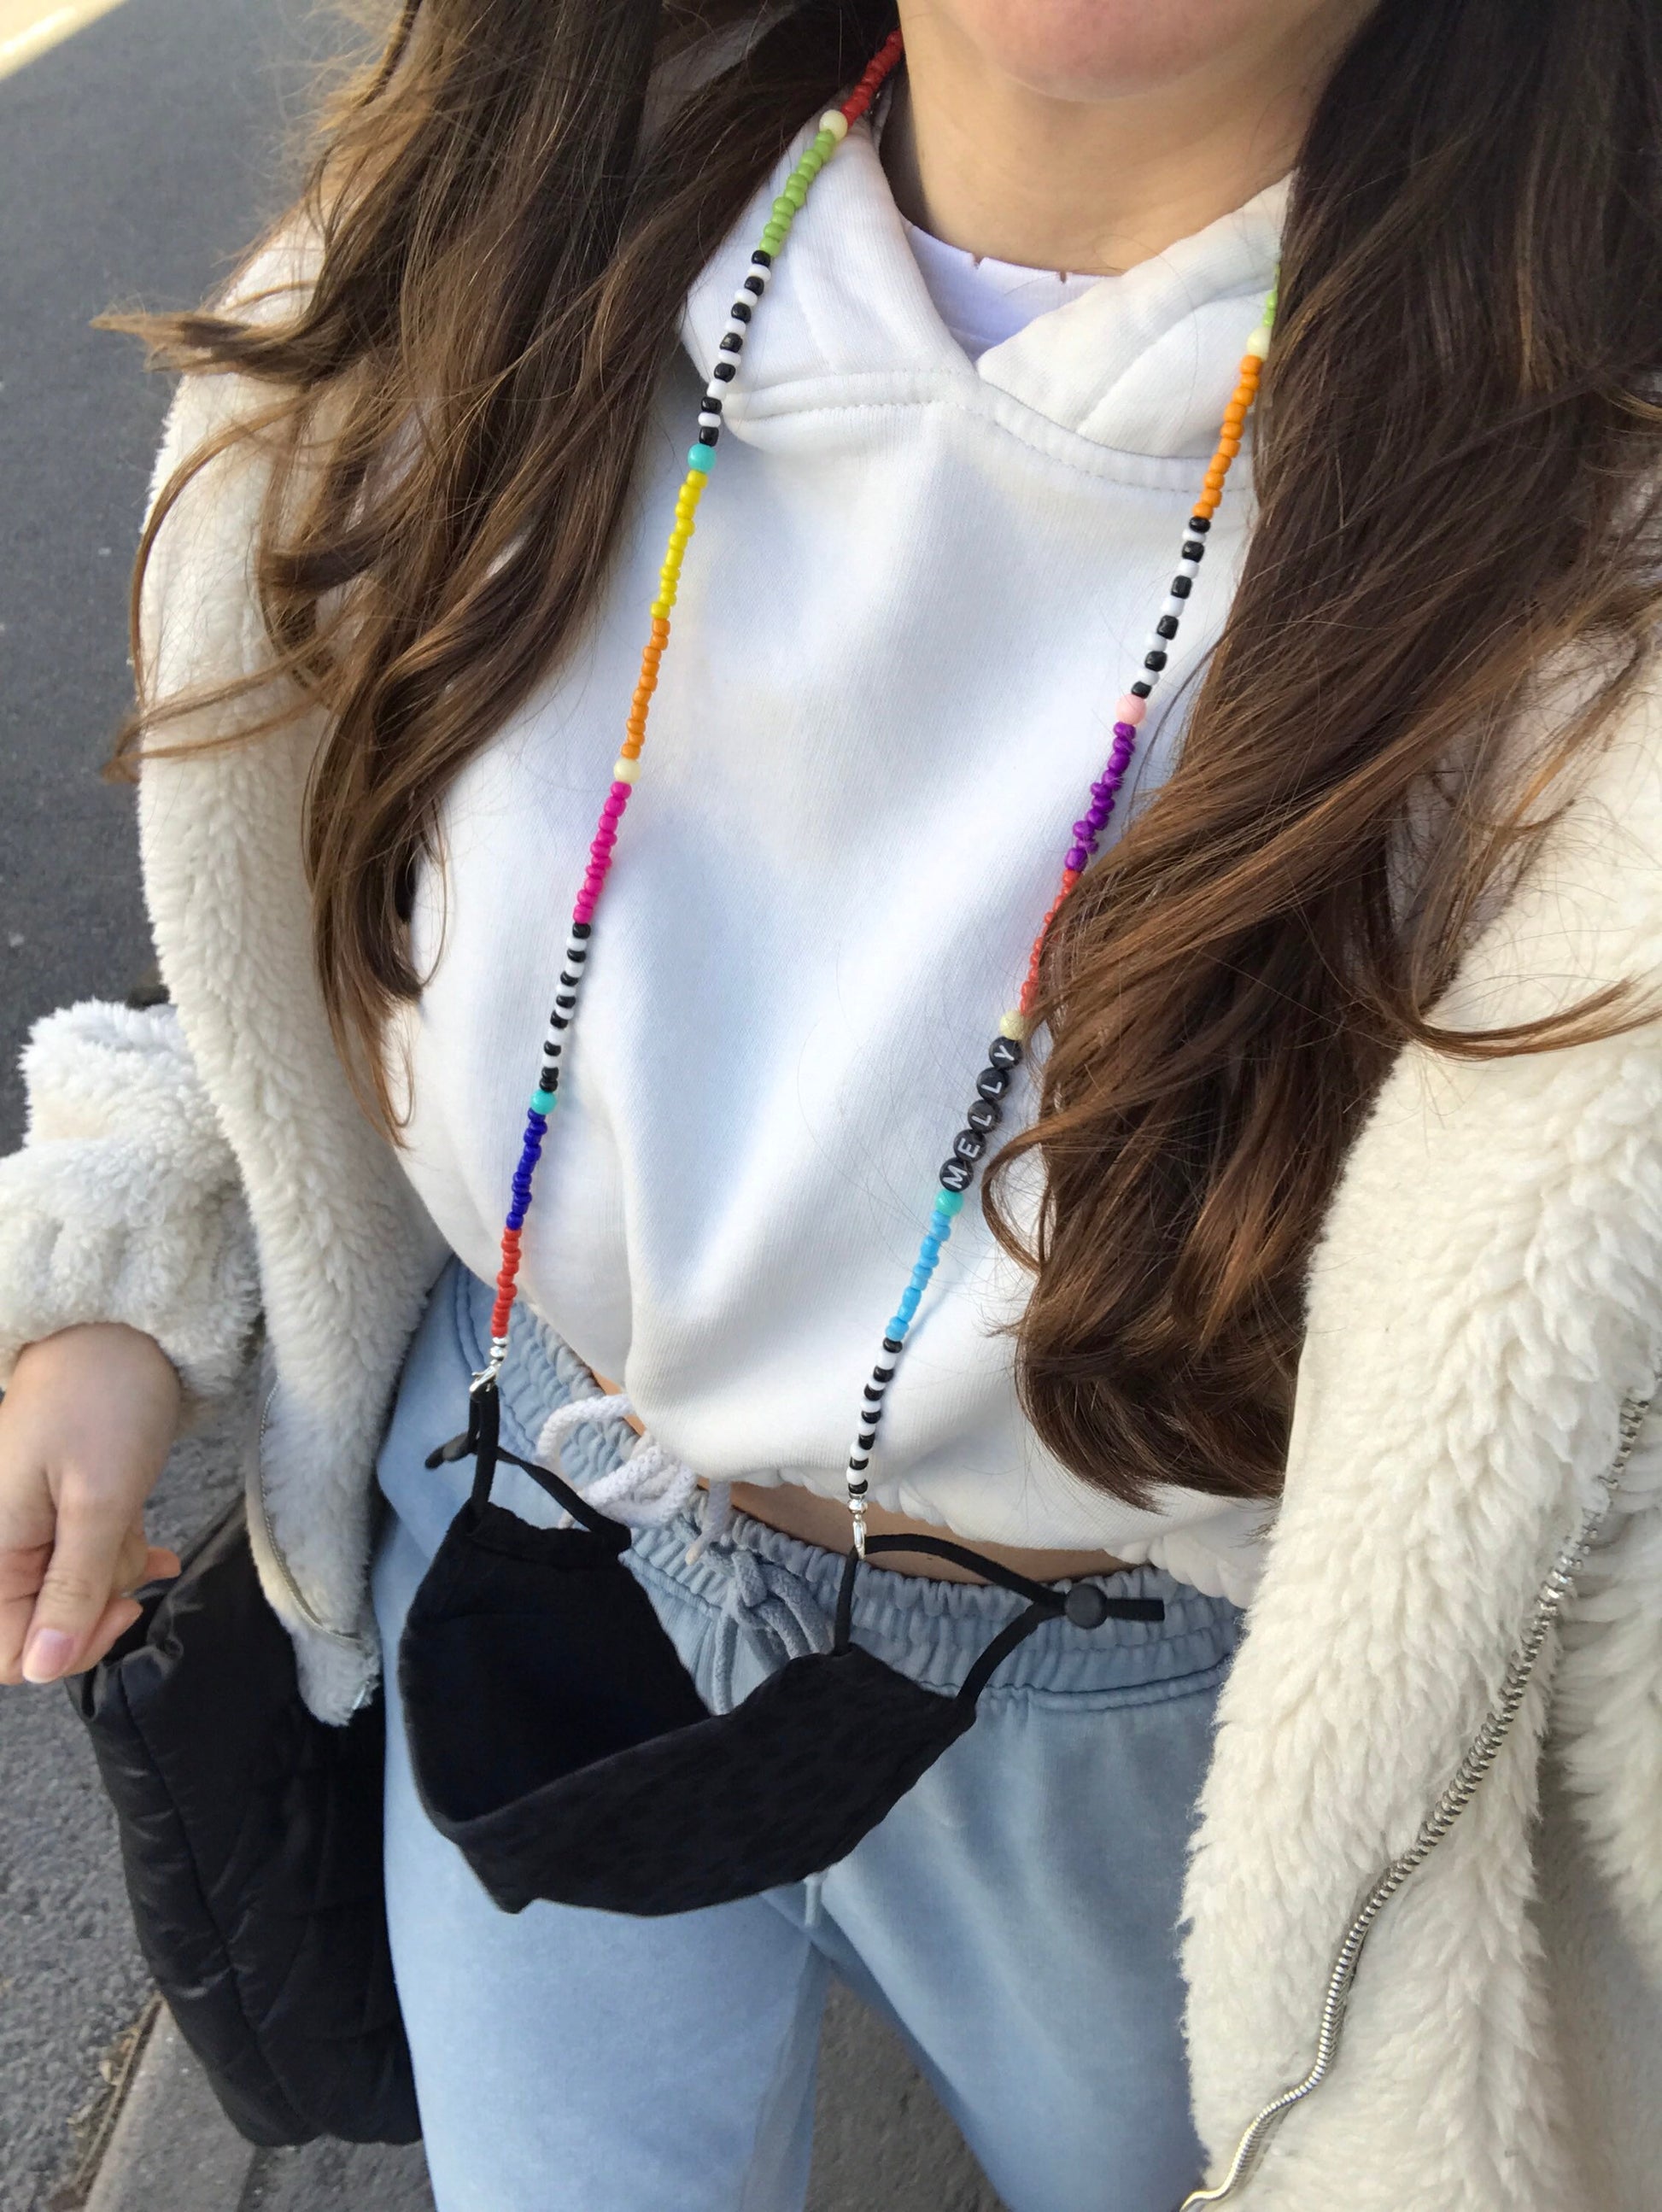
[709,1540,834,1714]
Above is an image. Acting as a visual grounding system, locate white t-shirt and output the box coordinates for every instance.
[900,218,1102,362]
[388,117,1286,1601]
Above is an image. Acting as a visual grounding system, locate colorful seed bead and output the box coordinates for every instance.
[479,31,908,1376]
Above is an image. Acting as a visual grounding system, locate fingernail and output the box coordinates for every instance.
[22,1630,75,1683]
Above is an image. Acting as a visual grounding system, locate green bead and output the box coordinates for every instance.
[813,129,837,155]
[771,196,794,219]
[783,181,807,209]
[798,151,822,177]
[934,1188,966,1216]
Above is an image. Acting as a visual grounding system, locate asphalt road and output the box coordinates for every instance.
[0,9,1001,2208]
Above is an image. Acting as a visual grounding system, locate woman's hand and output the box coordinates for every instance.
[0,1324,184,1686]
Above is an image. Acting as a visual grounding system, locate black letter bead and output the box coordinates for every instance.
[952,1127,987,1162]
[975,1065,1010,1101]
[988,1036,1022,1070]
[966,1098,1001,1134]
[939,1158,974,1193]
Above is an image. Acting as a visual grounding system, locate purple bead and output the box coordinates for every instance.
[1067,844,1091,870]
[1113,720,1137,740]
[1074,818,1093,840]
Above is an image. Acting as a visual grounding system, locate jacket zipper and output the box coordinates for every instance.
[1175,1384,1656,2209]
[251,1383,366,1648]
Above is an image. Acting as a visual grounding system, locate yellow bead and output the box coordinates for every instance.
[650,598,671,618]
[819,110,848,142]
[998,1010,1027,1040]
[612,758,640,784]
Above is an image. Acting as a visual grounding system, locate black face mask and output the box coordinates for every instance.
[399,1379,1164,1918]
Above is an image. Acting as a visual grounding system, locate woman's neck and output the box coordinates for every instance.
[881,2,1367,276]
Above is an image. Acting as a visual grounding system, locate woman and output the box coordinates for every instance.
[1,0,1660,2203]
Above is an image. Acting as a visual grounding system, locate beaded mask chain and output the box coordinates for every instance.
[479,26,1277,1554]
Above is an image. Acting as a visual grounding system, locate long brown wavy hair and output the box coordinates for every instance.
[114,0,1662,1505]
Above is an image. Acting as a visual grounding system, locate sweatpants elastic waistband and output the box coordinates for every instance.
[452,1259,1241,1700]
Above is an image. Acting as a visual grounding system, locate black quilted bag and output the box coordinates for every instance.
[68,1499,418,2147]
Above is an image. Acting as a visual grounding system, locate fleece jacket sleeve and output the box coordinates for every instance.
[0,998,260,1405]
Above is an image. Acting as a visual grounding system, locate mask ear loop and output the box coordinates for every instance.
[833,1533,1164,1665]
[425,1377,629,1543]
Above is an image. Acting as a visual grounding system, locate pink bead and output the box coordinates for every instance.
[1114,694,1147,726]
[609,780,634,803]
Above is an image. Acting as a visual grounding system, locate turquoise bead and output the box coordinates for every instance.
[935,1189,966,1215]
[530,1088,557,1116]
[687,444,715,471]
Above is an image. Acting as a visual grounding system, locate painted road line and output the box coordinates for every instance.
[0,0,127,82]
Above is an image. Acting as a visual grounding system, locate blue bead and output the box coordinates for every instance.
[506,1206,526,1232]
[887,1315,910,1340]
[898,1287,922,1316]
[919,1236,942,1261]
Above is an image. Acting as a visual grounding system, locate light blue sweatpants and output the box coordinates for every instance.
[372,1262,1240,2212]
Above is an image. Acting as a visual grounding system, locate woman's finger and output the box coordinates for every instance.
[20,1483,140,1682]
[72,1593,145,1677]
[0,1540,52,1684]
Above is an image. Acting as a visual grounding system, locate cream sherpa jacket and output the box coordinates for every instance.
[3,344,1662,2207]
